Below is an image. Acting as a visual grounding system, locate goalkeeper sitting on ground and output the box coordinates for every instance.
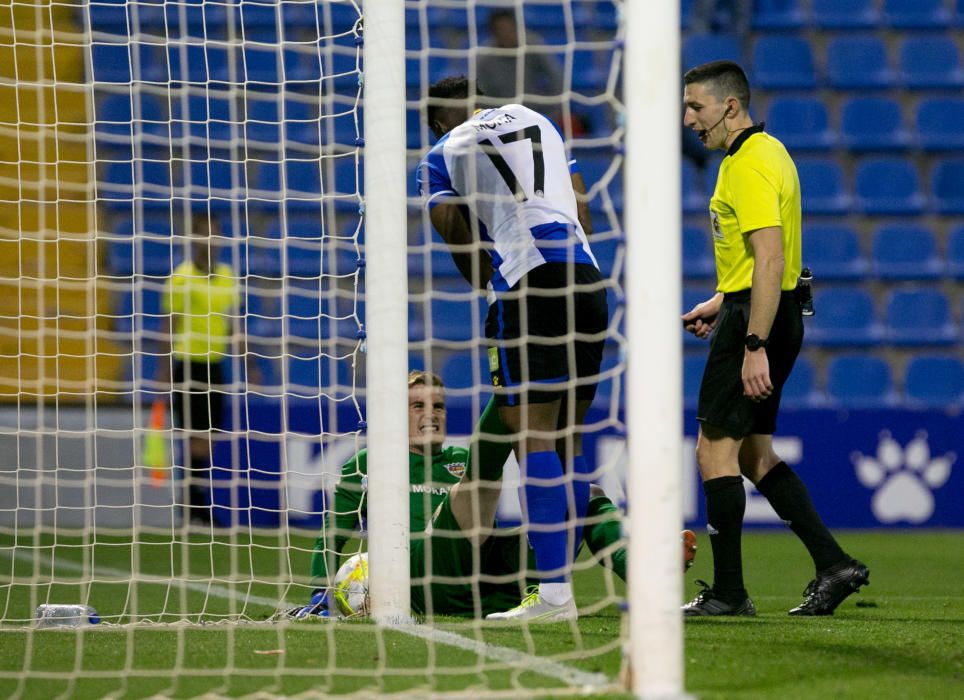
[291,370,696,621]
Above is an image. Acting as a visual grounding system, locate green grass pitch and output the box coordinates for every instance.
[0,531,961,698]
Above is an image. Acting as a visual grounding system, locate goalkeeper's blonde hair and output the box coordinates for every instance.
[408,370,444,389]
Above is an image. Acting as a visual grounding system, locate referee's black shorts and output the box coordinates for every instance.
[172,359,226,433]
[485,262,609,407]
[697,289,803,438]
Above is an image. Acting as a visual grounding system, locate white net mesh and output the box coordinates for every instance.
[0,1,631,696]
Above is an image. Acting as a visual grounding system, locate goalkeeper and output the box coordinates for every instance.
[293,370,696,621]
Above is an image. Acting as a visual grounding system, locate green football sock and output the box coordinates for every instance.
[466,397,512,482]
[584,495,627,582]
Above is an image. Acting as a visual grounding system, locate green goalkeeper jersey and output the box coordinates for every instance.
[311,446,468,582]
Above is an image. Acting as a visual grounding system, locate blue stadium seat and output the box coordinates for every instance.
[183,159,247,201]
[439,351,489,391]
[916,97,964,151]
[826,35,895,89]
[426,296,485,342]
[752,0,807,30]
[802,224,868,280]
[904,355,964,408]
[898,36,964,89]
[882,0,951,29]
[682,160,705,214]
[807,288,882,346]
[571,48,613,93]
[92,42,168,84]
[682,225,715,280]
[589,234,621,278]
[885,289,957,346]
[113,285,166,336]
[766,96,836,151]
[88,0,129,35]
[167,43,230,84]
[683,353,706,409]
[931,158,964,214]
[101,160,175,207]
[244,98,316,145]
[826,355,897,408]
[840,96,911,151]
[781,355,821,408]
[408,245,462,282]
[680,0,695,29]
[107,223,180,279]
[163,1,230,40]
[795,159,849,216]
[284,240,323,279]
[682,33,742,71]
[854,158,924,215]
[287,356,357,396]
[90,43,128,84]
[593,347,624,407]
[752,35,817,89]
[171,92,236,144]
[871,224,943,280]
[811,0,878,29]
[958,0,964,27]
[95,92,168,144]
[948,225,964,279]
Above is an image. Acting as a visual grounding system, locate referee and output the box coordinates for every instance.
[680,61,868,616]
[157,213,257,526]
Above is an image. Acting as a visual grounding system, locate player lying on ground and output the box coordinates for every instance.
[290,371,696,622]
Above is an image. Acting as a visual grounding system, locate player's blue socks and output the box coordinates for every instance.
[570,455,592,560]
[522,450,569,583]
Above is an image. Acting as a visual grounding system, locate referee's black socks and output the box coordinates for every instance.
[703,475,748,602]
[755,461,847,572]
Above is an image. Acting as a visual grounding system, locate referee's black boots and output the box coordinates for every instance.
[789,558,870,616]
[682,580,757,617]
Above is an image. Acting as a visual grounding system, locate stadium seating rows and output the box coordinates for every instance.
[683,351,964,410]
[92,2,964,410]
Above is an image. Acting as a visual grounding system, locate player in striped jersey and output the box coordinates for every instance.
[417,76,609,622]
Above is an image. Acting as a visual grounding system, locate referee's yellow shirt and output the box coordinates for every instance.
[163,261,240,360]
[708,126,802,294]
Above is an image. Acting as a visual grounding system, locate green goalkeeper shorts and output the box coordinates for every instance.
[409,498,536,618]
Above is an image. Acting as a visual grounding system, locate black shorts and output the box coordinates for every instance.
[485,263,608,407]
[697,289,803,438]
[172,360,226,433]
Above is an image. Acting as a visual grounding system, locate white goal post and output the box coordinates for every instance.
[623,1,686,697]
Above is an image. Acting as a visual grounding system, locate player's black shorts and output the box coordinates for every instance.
[697,289,803,438]
[172,359,226,433]
[485,262,609,407]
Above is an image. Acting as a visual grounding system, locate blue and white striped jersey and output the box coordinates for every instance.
[417,104,597,294]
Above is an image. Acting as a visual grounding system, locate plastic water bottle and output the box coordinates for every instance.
[34,604,101,629]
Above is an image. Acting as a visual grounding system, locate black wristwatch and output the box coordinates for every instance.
[745,334,769,351]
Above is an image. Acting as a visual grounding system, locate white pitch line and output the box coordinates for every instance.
[397,623,610,691]
[3,549,613,692]
[5,548,281,607]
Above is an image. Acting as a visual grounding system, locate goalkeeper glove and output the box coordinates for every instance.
[286,588,332,619]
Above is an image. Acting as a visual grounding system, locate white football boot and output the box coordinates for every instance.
[485,588,578,623]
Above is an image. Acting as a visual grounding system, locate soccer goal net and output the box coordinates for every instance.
[0,1,682,697]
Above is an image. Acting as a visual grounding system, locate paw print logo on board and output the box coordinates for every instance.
[853,430,955,524]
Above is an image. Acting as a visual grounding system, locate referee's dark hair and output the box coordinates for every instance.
[683,60,751,110]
